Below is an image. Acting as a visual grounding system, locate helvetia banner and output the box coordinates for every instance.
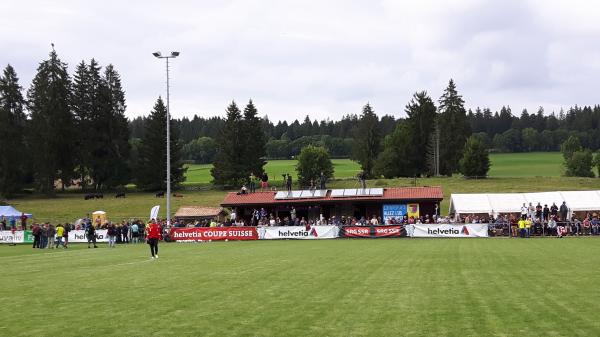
[341,226,407,238]
[412,224,488,238]
[259,226,339,240]
[170,227,258,241]
[69,230,109,243]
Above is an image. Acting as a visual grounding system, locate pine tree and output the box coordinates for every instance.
[405,91,437,175]
[96,64,130,188]
[135,97,186,190]
[241,99,266,178]
[72,60,92,188]
[0,64,27,197]
[437,79,471,175]
[27,49,76,194]
[211,101,245,187]
[352,103,381,178]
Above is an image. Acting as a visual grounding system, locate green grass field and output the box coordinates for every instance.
[3,238,600,336]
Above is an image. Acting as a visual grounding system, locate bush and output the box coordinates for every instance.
[459,136,490,178]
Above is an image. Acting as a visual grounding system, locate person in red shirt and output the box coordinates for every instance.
[147,219,161,259]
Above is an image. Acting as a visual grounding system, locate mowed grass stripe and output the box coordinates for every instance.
[3,239,600,336]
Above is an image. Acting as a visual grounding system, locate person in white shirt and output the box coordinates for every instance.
[520,203,528,219]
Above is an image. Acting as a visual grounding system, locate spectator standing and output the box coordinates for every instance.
[62,223,69,248]
[261,172,269,191]
[542,204,550,222]
[290,207,296,222]
[527,203,535,219]
[122,222,129,243]
[286,174,292,192]
[40,224,48,249]
[535,203,542,221]
[249,173,257,193]
[131,222,139,244]
[319,172,327,190]
[47,224,55,249]
[520,203,527,219]
[550,203,558,219]
[20,212,28,229]
[55,224,64,248]
[87,224,98,248]
[518,218,526,238]
[559,202,569,221]
[32,223,41,248]
[107,223,117,248]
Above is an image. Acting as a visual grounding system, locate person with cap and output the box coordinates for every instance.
[147,219,161,259]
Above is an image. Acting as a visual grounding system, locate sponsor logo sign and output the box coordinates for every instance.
[259,226,339,240]
[382,204,407,223]
[69,230,109,243]
[170,227,258,241]
[0,230,24,244]
[341,226,406,238]
[412,224,488,238]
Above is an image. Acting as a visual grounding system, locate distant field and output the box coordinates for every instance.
[185,159,361,185]
[3,239,600,336]
[185,152,565,184]
[489,152,564,177]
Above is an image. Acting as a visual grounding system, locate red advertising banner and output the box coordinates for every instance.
[170,227,258,241]
[341,226,406,238]
[342,227,371,237]
[374,226,404,237]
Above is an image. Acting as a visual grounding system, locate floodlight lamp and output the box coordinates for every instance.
[152,52,161,57]
[171,51,180,57]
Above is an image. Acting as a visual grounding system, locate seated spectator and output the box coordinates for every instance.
[547,216,557,236]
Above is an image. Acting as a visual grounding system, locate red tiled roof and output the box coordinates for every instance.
[221,187,443,207]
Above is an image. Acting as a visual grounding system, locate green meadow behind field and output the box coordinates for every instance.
[185,152,567,185]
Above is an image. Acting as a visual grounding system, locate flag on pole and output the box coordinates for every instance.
[150,205,160,221]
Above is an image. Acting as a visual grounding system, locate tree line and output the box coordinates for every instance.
[469,105,600,152]
[131,111,398,163]
[0,49,185,198]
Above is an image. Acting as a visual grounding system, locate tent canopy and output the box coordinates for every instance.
[0,206,32,219]
[450,190,600,217]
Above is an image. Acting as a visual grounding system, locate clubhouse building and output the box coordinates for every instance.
[221,186,443,222]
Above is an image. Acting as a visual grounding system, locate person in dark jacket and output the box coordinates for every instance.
[87,224,98,248]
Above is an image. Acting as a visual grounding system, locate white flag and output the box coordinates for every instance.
[150,205,160,220]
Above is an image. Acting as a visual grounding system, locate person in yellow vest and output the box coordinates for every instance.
[525,217,532,238]
[55,224,64,248]
[518,217,526,238]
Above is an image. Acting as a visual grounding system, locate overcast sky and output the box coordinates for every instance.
[1,0,599,121]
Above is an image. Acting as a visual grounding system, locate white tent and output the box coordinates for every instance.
[487,193,527,215]
[0,206,32,219]
[558,191,600,212]
[450,190,600,218]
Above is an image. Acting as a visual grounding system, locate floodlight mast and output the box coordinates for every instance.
[152,51,180,227]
